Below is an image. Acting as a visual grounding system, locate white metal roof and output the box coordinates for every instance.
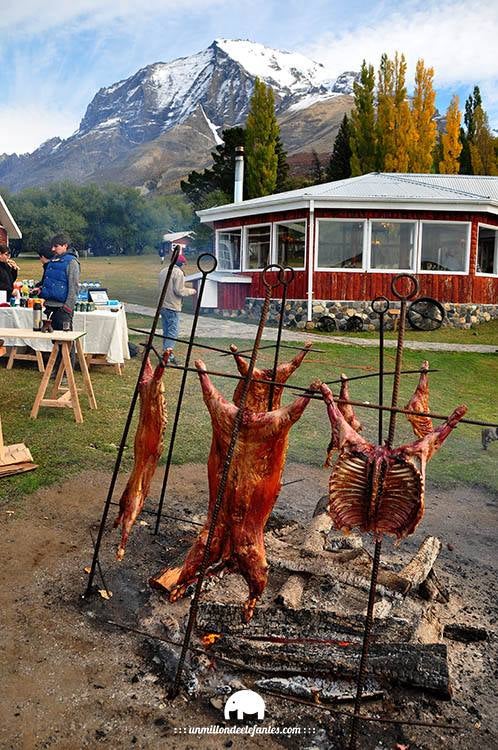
[198,173,498,223]
[162,230,195,242]
[0,194,22,239]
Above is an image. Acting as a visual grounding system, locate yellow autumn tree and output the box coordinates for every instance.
[470,105,498,175]
[409,59,437,172]
[439,95,462,174]
[384,53,413,172]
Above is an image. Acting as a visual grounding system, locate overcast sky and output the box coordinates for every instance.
[1,0,496,154]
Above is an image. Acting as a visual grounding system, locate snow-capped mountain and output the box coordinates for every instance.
[0,39,357,193]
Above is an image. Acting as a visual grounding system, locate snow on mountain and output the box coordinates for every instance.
[0,39,358,192]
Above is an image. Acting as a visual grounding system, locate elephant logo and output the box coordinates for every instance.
[224,689,265,721]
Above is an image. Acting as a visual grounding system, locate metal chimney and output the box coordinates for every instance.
[234,145,244,203]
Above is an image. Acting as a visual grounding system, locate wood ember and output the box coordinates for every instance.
[197,601,416,642]
[211,637,451,697]
[398,535,442,590]
[443,623,489,643]
[419,569,450,603]
[275,575,307,609]
[255,675,384,704]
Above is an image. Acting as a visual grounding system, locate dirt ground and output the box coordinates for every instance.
[1,462,497,750]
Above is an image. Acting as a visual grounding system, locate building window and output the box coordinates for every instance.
[217,229,241,270]
[477,225,498,275]
[276,221,306,268]
[317,220,364,268]
[420,222,469,272]
[370,221,416,270]
[245,225,271,270]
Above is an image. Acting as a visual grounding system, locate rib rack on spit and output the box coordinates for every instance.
[321,382,467,540]
[151,359,318,621]
[114,350,170,560]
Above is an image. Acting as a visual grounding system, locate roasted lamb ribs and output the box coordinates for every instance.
[151,360,317,621]
[321,382,467,539]
[114,351,170,559]
[230,341,312,411]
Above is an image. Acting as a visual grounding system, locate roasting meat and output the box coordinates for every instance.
[151,360,317,621]
[231,341,312,411]
[321,383,467,539]
[405,361,433,438]
[326,374,363,460]
[114,351,170,559]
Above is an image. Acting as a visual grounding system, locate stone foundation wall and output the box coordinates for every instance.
[208,298,498,331]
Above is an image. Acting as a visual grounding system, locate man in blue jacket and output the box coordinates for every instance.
[41,232,80,332]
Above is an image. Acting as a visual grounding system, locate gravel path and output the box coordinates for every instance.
[126,304,498,354]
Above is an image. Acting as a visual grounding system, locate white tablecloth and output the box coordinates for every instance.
[0,306,130,364]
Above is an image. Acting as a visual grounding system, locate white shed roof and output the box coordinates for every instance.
[162,231,195,242]
[0,194,22,239]
[198,173,498,223]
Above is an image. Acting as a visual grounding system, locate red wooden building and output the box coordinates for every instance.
[198,173,498,325]
[0,193,22,246]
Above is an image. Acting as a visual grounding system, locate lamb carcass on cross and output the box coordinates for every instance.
[151,359,318,621]
[321,382,467,540]
[230,340,312,411]
[114,350,170,560]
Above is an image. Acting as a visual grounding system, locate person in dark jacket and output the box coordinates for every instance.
[0,244,19,301]
[41,232,80,332]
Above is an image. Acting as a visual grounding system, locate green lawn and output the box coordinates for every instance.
[1,333,497,508]
[17,255,498,345]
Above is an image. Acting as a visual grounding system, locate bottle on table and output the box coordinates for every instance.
[32,302,43,331]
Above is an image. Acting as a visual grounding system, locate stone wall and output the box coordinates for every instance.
[207,298,498,331]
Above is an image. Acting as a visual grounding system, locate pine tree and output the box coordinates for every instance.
[350,61,377,175]
[409,59,437,172]
[470,106,498,175]
[181,127,246,208]
[439,95,462,174]
[327,114,352,181]
[245,78,279,198]
[384,52,413,172]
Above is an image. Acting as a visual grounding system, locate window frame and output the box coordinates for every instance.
[417,220,471,276]
[215,226,242,271]
[274,219,307,271]
[367,218,419,274]
[475,222,498,278]
[315,217,367,272]
[242,222,272,272]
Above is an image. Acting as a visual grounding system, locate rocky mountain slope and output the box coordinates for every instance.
[0,39,356,194]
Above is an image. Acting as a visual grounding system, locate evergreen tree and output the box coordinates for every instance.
[470,106,498,175]
[327,114,352,181]
[384,52,413,172]
[181,127,246,208]
[311,149,325,184]
[275,135,290,192]
[350,60,377,175]
[245,78,279,198]
[409,59,437,172]
[459,85,482,174]
[439,95,462,174]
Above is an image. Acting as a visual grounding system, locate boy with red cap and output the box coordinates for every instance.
[158,246,195,365]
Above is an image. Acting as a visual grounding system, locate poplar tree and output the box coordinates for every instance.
[245,78,279,198]
[459,85,482,174]
[409,59,437,172]
[470,106,498,175]
[384,52,413,172]
[327,114,352,181]
[376,54,395,171]
[350,61,376,175]
[439,95,462,174]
